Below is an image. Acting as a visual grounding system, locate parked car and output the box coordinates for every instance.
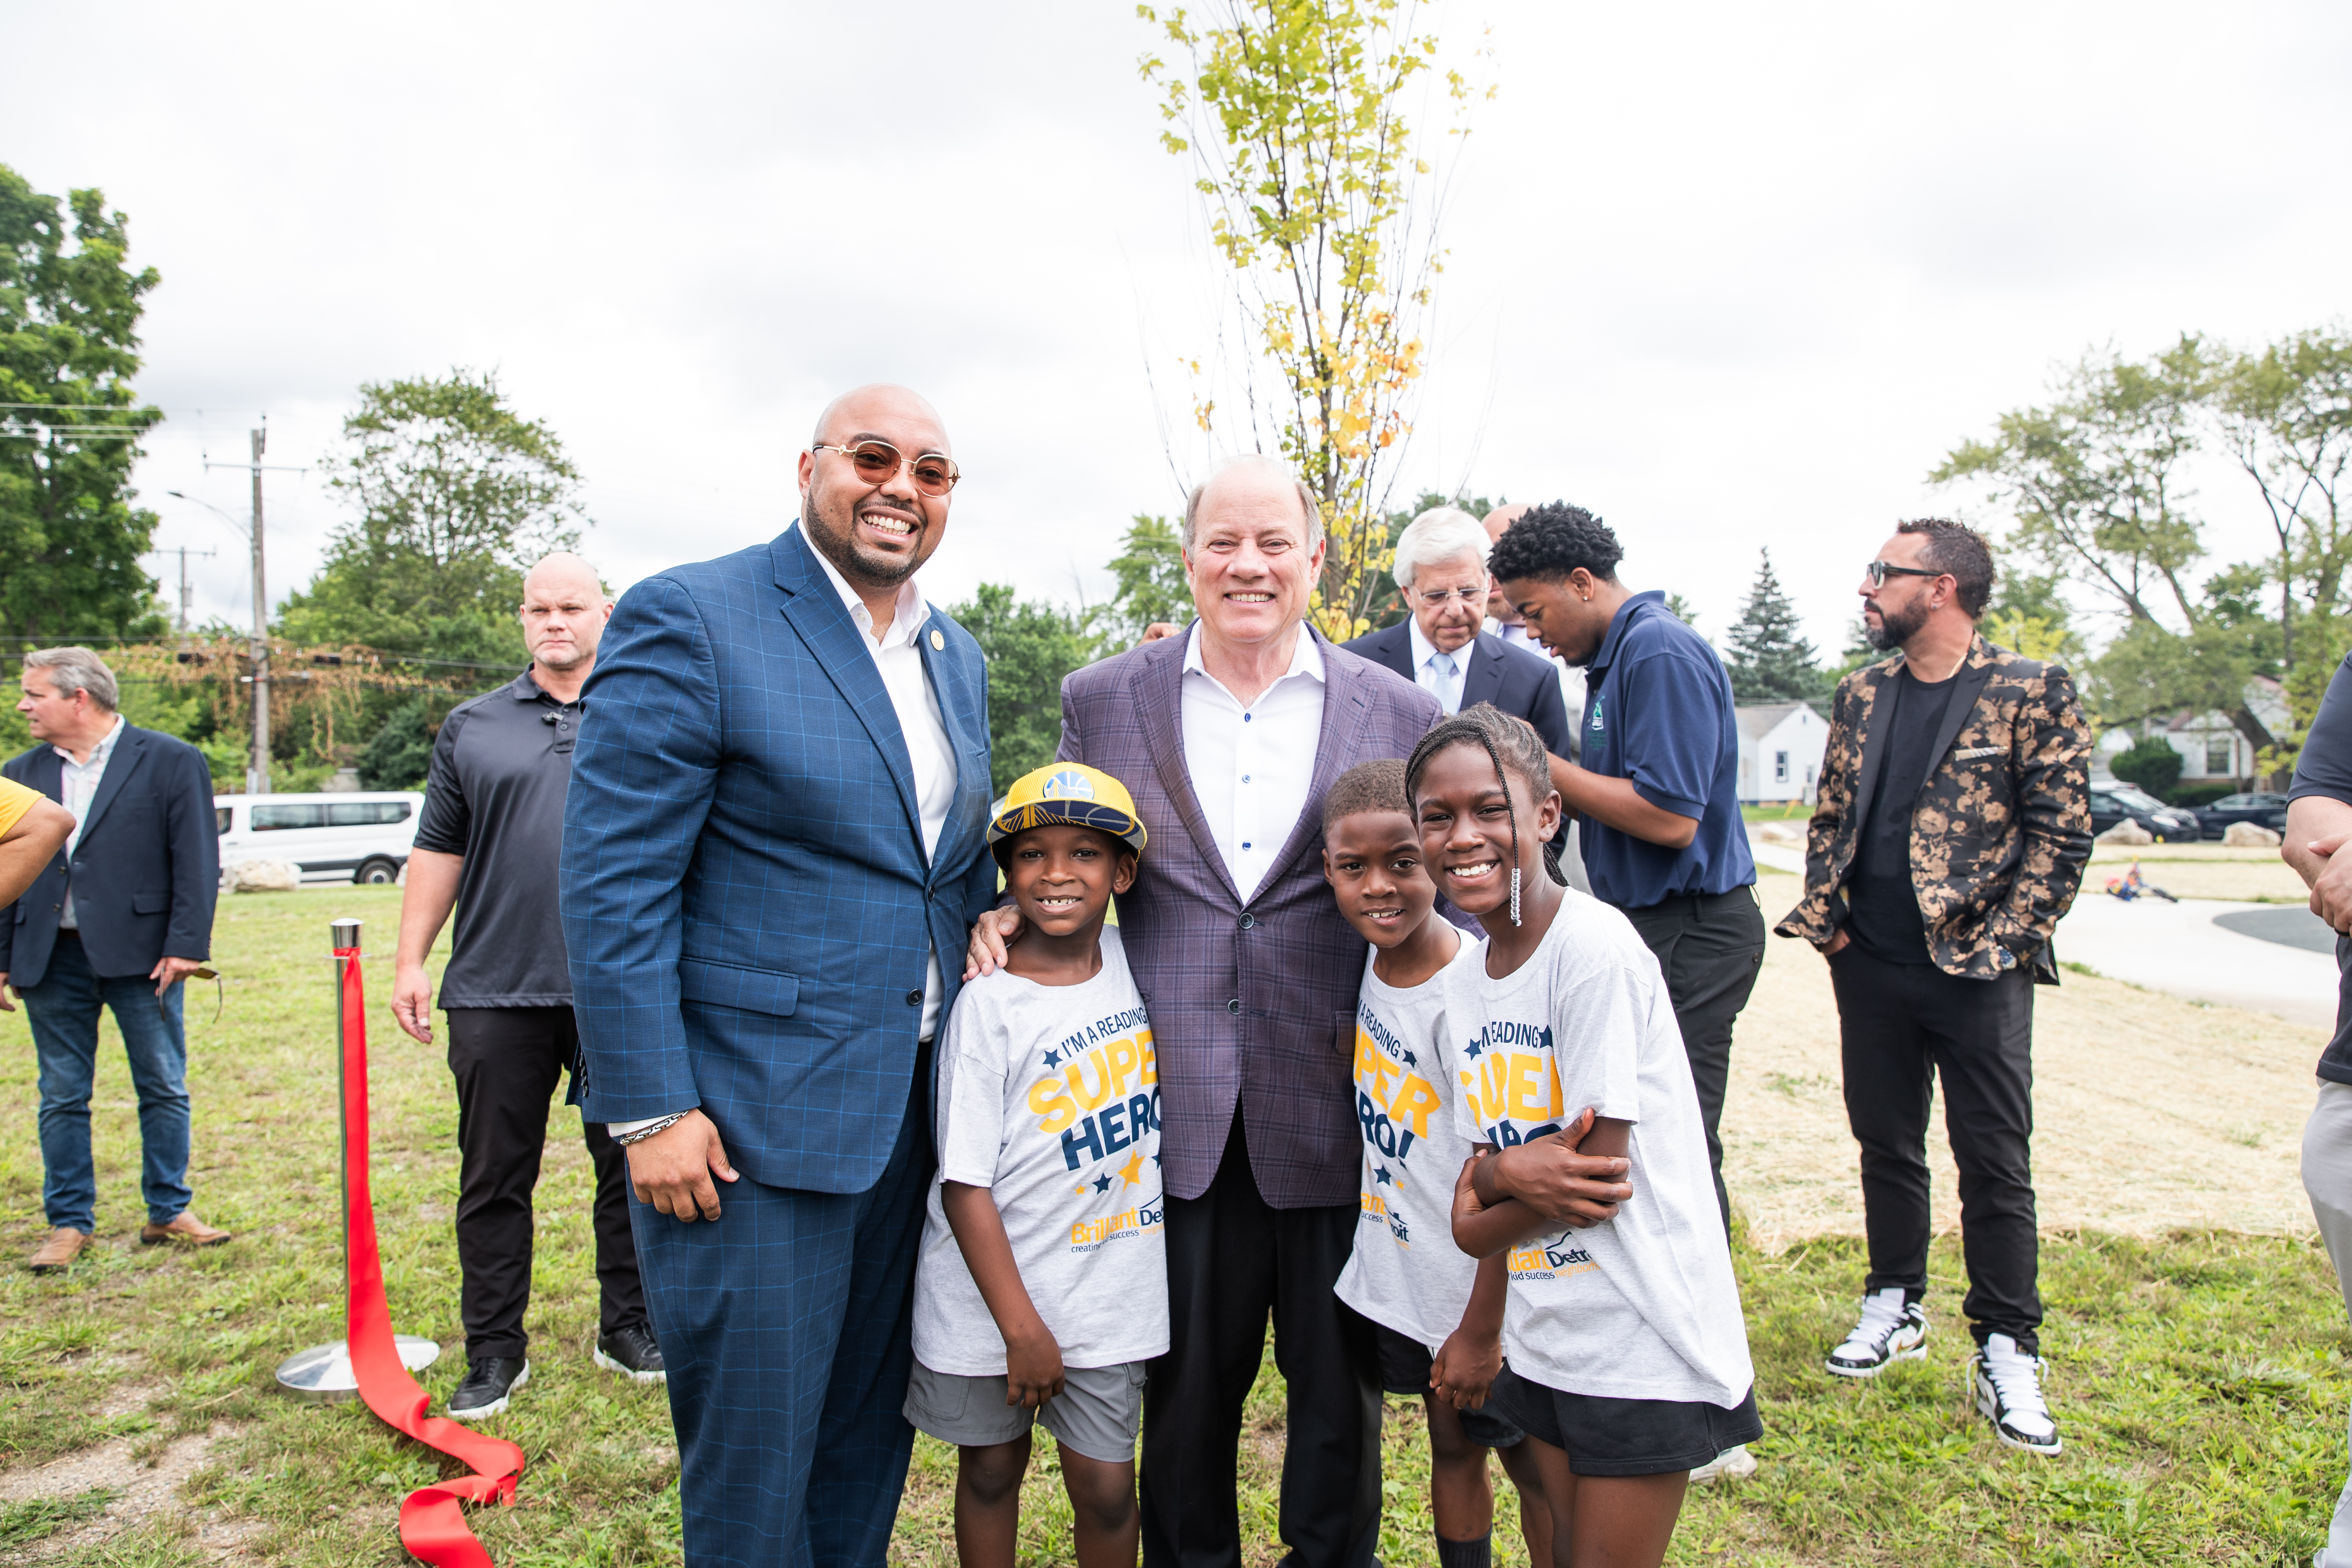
[2194,790,2290,840]
[2088,782,2200,843]
[214,791,425,886]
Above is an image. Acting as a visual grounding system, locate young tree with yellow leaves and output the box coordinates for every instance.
[1139,0,1481,640]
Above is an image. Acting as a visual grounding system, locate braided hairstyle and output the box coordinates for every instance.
[1403,703,1568,924]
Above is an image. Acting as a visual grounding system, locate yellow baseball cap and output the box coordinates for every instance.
[988,763,1147,857]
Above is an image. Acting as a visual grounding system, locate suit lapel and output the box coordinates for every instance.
[919,623,989,874]
[1260,630,1363,898]
[1923,637,1999,791]
[75,727,147,845]
[771,526,924,855]
[1460,632,1506,713]
[1372,623,1414,684]
[1132,632,1240,905]
[1848,660,1899,835]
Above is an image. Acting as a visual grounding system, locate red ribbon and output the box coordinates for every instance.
[337,941,527,1567]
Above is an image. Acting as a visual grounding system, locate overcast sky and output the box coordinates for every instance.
[5,1,2347,658]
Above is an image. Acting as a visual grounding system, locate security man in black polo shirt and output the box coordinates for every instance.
[391,553,662,1420]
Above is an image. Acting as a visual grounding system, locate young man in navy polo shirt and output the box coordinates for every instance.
[1486,504,1763,1234]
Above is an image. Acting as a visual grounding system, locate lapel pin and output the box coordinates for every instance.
[929,629,945,652]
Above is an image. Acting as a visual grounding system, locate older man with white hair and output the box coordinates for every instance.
[1344,505,1575,750]
[391,552,661,1418]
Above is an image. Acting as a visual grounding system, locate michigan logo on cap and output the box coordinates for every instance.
[989,763,1146,855]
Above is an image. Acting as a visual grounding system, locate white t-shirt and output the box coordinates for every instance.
[1334,931,1488,1352]
[912,928,1170,1375]
[1445,891,1755,1407]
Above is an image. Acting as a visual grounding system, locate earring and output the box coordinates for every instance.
[1510,866,1523,927]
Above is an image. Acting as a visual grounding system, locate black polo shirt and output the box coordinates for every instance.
[412,669,582,1008]
[2290,649,2352,1083]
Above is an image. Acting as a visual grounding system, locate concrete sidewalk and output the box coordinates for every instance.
[1746,829,2340,1029]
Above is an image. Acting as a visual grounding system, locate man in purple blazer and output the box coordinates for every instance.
[969,457,1631,1568]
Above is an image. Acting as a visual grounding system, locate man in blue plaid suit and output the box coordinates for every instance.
[561,385,998,1567]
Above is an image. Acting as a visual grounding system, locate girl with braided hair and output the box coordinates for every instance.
[1410,704,1759,1567]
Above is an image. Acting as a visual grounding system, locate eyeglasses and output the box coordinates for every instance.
[1865,560,1945,588]
[1407,585,1489,606]
[811,440,961,497]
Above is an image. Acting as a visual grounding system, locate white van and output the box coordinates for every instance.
[214,792,426,886]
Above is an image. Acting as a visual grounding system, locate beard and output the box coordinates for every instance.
[804,490,925,590]
[1864,597,1927,651]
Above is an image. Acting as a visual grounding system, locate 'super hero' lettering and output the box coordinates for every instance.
[1353,1026,1446,1161]
[1032,1029,1157,1136]
[1460,1047,1562,1130]
[1061,1086,1161,1170]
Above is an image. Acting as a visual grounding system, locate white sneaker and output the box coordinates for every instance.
[1825,1286,1928,1378]
[1688,1444,1757,1485]
[1971,1334,2060,1454]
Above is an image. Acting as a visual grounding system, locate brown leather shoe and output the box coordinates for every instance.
[140,1212,232,1247]
[29,1227,91,1273]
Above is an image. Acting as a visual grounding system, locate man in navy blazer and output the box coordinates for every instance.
[1342,505,1574,757]
[2,646,224,1274]
[561,386,996,1567]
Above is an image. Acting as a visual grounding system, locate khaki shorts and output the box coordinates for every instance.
[903,1357,1147,1465]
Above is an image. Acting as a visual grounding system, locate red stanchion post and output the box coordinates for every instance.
[274,917,442,1396]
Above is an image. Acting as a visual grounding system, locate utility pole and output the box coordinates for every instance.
[152,544,217,646]
[202,419,303,797]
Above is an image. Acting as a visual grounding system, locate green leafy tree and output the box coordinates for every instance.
[1980,564,2085,665]
[357,698,436,791]
[1139,1,1483,639]
[0,165,166,644]
[1724,550,1823,705]
[1093,515,1194,645]
[2211,324,2352,674]
[279,369,585,662]
[950,584,1095,793]
[2110,735,2184,797]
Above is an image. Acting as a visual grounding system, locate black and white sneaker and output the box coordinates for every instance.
[1971,1333,2061,1454]
[447,1357,529,1420]
[1825,1286,1928,1378]
[594,1325,667,1384]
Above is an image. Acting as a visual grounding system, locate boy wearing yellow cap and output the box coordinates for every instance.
[906,763,1163,1568]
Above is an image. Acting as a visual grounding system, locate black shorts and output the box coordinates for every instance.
[1372,1322,1525,1449]
[1487,1364,1762,1477]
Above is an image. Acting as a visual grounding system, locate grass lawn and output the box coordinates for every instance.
[1,889,2347,1563]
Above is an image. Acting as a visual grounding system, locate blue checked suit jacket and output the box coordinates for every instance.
[560,524,998,1194]
[1058,626,1441,1209]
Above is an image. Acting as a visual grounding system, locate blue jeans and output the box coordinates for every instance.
[22,932,193,1233]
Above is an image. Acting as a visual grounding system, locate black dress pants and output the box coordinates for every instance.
[446,1006,644,1361]
[1828,945,2042,1351]
[1621,887,1766,1233]
[1140,1116,1381,1568]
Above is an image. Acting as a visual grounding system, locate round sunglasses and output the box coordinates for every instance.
[811,439,961,497]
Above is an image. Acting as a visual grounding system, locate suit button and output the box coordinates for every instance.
[1227,998,1242,1015]
[1239,913,1256,930]
[906,989,924,1007]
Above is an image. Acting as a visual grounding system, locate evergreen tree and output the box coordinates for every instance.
[1726,549,1824,705]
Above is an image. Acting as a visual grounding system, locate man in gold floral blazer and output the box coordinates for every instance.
[1774,519,2090,1459]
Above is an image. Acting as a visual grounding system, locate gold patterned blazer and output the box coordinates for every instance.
[1774,635,2093,983]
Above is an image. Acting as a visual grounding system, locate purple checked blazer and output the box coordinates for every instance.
[1057,625,1442,1208]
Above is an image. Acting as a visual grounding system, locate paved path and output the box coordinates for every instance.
[1746,830,2340,1030]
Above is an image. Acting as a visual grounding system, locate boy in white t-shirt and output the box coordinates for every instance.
[1321,759,1550,1568]
[906,763,1165,1568]
[1415,705,1760,1567]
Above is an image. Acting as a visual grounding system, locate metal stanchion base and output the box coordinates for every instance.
[275,1334,442,1403]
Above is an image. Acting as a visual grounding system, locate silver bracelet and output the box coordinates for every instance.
[615,1113,689,1146]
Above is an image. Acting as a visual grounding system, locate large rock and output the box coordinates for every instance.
[226,858,301,892]
[2223,820,2285,847]
[2096,819,2154,846]
[1755,820,1808,846]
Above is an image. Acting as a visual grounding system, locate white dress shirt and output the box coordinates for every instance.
[610,549,959,1138]
[1180,623,1327,903]
[1406,618,1468,715]
[55,714,127,931]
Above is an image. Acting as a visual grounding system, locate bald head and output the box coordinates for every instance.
[521,552,612,675]
[1482,503,1531,622]
[811,383,949,450]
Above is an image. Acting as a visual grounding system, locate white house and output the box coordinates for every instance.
[1736,701,1828,805]
[2161,675,2288,784]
